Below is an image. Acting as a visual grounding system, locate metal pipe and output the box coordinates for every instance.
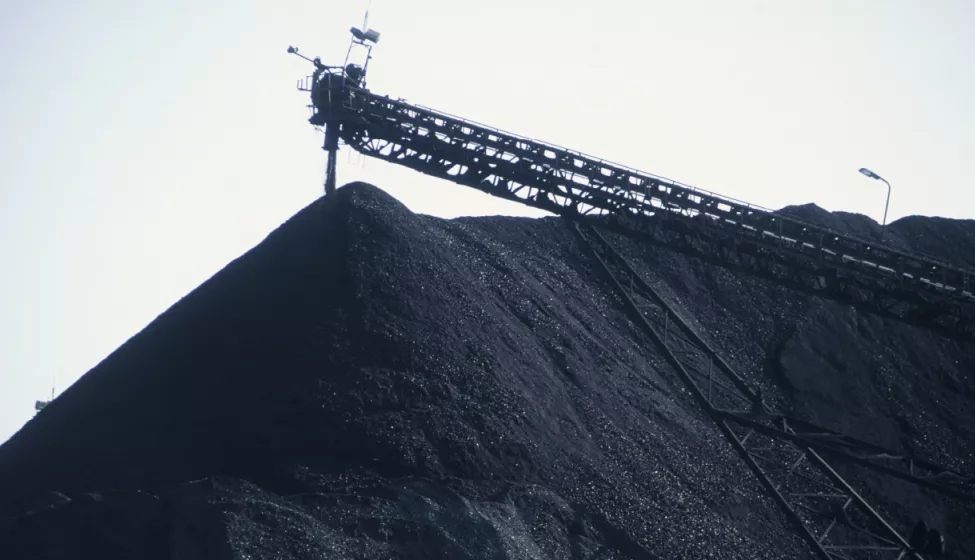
[880,177,891,241]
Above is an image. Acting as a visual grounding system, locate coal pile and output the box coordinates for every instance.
[1,183,972,559]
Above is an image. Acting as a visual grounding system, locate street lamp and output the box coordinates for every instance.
[859,168,891,241]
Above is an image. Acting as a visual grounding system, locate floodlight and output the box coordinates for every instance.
[859,168,881,180]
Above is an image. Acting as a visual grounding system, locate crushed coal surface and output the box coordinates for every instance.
[1,183,973,559]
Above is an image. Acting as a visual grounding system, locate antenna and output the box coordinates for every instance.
[344,6,380,88]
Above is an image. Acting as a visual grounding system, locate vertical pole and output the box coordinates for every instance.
[323,122,340,195]
[880,178,891,242]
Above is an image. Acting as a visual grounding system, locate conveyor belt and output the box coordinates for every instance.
[315,88,975,336]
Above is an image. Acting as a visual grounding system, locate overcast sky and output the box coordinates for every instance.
[2,0,974,444]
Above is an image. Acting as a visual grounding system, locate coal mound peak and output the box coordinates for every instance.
[1,182,973,559]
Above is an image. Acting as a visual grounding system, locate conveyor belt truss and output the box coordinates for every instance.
[327,91,975,337]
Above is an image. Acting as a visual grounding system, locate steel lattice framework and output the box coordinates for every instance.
[312,90,975,337]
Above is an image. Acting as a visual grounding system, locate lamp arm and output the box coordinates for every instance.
[880,177,891,239]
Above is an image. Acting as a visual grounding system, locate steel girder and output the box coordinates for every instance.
[335,92,975,336]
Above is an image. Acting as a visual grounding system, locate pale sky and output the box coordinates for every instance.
[2,0,974,444]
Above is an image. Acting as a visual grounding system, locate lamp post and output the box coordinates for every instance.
[859,168,891,241]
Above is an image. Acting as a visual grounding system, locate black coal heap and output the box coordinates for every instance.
[1,183,973,559]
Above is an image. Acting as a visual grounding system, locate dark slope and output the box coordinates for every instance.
[2,183,973,559]
[606,214,975,558]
